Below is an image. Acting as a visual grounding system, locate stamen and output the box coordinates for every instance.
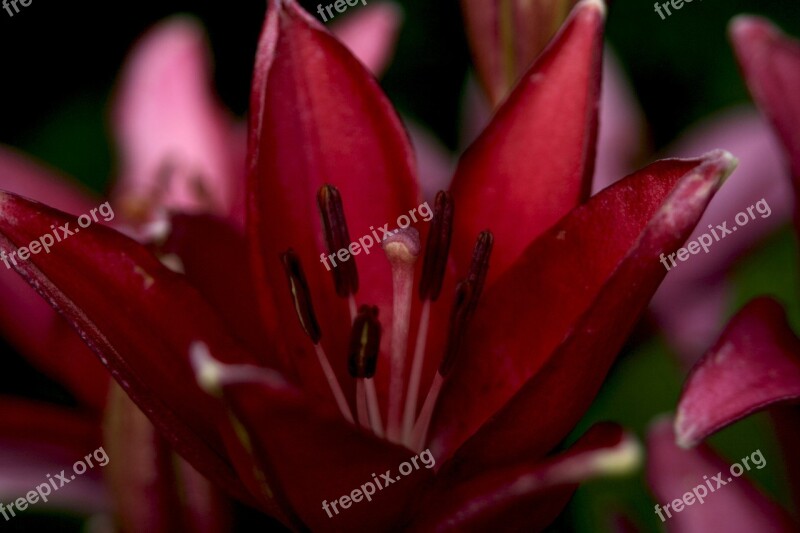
[403,191,453,443]
[314,344,355,424]
[280,249,353,423]
[465,230,493,317]
[317,184,359,297]
[410,282,472,450]
[401,300,431,446]
[348,305,383,435]
[411,232,494,449]
[347,305,381,379]
[382,228,421,442]
[418,190,454,301]
[280,249,321,344]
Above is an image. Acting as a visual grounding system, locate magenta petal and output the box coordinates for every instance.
[675,297,800,448]
[648,418,796,532]
[0,191,257,504]
[331,2,403,78]
[731,17,800,191]
[410,423,640,532]
[112,17,238,219]
[432,152,736,465]
[0,147,107,411]
[650,109,793,363]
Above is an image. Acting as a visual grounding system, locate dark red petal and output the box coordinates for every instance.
[675,297,800,448]
[0,191,257,505]
[730,17,800,193]
[409,423,640,532]
[161,213,275,362]
[0,146,107,411]
[247,0,420,396]
[450,0,604,286]
[432,151,736,465]
[647,418,796,532]
[461,0,580,105]
[194,352,434,532]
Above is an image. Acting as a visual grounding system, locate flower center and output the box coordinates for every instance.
[281,186,492,451]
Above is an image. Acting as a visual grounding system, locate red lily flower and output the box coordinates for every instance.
[647,18,800,531]
[0,0,741,529]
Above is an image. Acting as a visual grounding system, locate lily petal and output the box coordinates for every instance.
[651,109,793,363]
[648,418,796,531]
[450,0,605,286]
[0,146,107,411]
[0,191,257,505]
[433,151,737,465]
[247,0,419,397]
[730,17,800,192]
[194,352,434,532]
[410,423,640,532]
[112,17,238,220]
[462,0,580,105]
[331,2,403,78]
[160,213,274,362]
[675,297,800,449]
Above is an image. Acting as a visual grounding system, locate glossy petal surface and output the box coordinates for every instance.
[433,152,736,464]
[675,297,800,448]
[450,0,604,286]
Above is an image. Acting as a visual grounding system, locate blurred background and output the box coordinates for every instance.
[0,0,798,530]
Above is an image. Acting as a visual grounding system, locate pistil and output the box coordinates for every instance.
[382,229,421,442]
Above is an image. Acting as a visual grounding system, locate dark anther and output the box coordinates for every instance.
[280,249,322,344]
[419,190,454,301]
[439,280,473,377]
[465,230,493,317]
[317,184,359,297]
[348,305,381,378]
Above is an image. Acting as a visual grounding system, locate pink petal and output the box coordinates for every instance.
[432,151,737,465]
[647,418,796,531]
[411,423,640,532]
[450,0,605,286]
[331,2,403,78]
[675,297,800,448]
[111,17,239,220]
[592,50,648,193]
[406,119,455,202]
[731,17,800,192]
[651,108,793,363]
